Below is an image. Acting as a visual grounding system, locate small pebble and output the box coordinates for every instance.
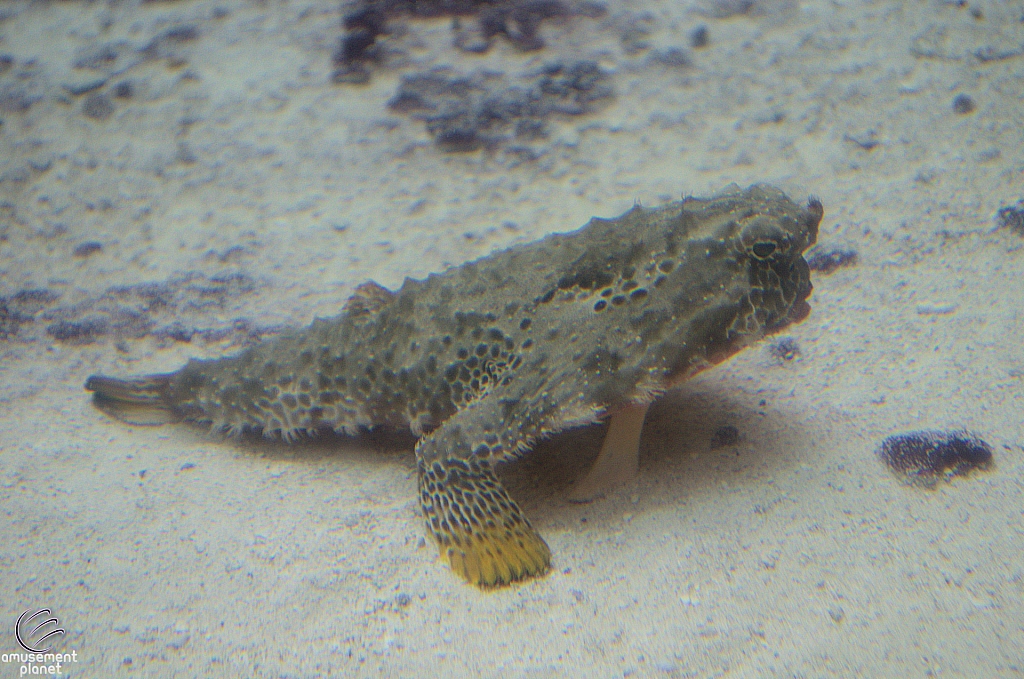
[768,337,800,362]
[82,92,114,120]
[690,25,709,48]
[996,200,1024,236]
[112,81,134,99]
[952,94,976,114]
[73,241,103,257]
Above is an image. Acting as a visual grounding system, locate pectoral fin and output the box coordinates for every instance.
[568,402,648,503]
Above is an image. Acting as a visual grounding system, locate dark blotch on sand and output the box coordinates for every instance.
[710,425,739,449]
[997,200,1024,236]
[952,94,976,115]
[768,336,800,362]
[877,430,993,488]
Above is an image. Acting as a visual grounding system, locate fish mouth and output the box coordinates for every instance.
[787,254,814,324]
[762,253,813,333]
[786,297,812,324]
[762,299,810,336]
[773,196,821,330]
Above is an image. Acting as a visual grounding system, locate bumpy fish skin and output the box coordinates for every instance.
[86,183,822,588]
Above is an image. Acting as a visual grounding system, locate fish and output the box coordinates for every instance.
[85,183,822,588]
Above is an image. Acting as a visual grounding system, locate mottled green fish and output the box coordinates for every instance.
[86,184,822,588]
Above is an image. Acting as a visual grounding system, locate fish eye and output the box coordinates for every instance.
[751,241,777,259]
[740,218,786,259]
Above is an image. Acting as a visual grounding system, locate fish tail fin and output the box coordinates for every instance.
[84,373,177,425]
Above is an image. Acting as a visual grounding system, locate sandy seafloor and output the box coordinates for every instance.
[1,0,1023,676]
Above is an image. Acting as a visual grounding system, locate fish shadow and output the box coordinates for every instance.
[215,379,810,529]
[504,381,811,525]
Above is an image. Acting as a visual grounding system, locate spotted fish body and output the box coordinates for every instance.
[86,184,822,587]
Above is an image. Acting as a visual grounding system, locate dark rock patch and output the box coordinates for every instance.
[3,274,277,348]
[876,430,993,489]
[388,61,612,153]
[332,0,606,84]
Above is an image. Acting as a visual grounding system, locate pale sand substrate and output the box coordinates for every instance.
[1,0,1022,676]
